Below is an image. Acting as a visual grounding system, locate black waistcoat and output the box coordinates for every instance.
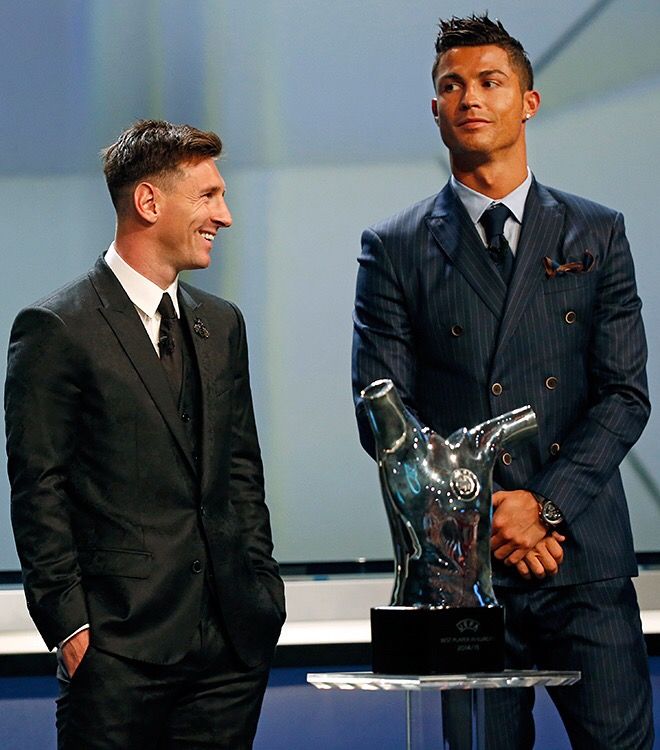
[177,319,202,468]
[175,317,220,618]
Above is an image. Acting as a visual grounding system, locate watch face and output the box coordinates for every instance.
[542,500,563,525]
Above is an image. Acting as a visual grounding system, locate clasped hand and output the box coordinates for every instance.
[491,490,565,580]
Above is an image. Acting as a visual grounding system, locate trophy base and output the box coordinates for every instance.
[371,605,504,674]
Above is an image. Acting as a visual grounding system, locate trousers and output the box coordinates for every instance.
[484,577,654,749]
[56,603,271,750]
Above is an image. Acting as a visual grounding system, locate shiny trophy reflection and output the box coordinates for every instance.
[362,378,537,673]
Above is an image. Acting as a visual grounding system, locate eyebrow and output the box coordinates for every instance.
[479,68,509,78]
[439,68,510,82]
[201,184,223,196]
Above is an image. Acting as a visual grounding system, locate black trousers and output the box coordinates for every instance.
[56,607,270,750]
[484,578,654,750]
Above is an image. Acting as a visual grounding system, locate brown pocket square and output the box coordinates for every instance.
[544,252,595,278]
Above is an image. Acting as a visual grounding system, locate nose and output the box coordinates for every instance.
[459,81,482,110]
[212,195,232,228]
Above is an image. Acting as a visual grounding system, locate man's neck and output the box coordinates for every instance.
[449,141,529,199]
[450,160,529,200]
[114,235,177,290]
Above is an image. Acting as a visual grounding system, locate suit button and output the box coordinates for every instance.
[491,383,503,396]
[550,442,561,456]
[450,325,464,337]
[545,376,558,390]
[181,412,191,422]
[501,452,512,466]
[191,560,203,574]
[564,311,576,324]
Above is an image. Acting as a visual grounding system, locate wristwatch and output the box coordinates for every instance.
[533,493,564,528]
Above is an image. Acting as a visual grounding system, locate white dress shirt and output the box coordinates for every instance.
[104,242,180,354]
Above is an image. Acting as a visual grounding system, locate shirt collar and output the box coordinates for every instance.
[450,168,533,225]
[104,243,180,318]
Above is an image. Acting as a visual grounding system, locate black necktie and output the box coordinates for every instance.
[479,203,514,284]
[157,292,183,402]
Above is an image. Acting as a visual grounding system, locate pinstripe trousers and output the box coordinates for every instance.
[484,578,654,749]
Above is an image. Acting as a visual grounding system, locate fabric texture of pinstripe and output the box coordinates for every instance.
[351,179,654,747]
[486,580,653,749]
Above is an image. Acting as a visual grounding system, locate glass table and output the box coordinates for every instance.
[307,670,580,749]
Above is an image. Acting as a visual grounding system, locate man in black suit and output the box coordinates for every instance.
[352,15,653,749]
[5,120,285,749]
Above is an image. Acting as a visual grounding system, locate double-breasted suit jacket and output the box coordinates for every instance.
[353,179,649,587]
[5,256,285,666]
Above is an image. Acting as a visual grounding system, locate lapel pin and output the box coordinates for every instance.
[193,318,210,339]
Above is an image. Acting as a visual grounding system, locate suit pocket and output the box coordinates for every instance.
[213,385,233,405]
[542,275,591,295]
[242,554,286,624]
[78,547,152,579]
[57,642,94,683]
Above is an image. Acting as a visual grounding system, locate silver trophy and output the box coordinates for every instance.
[362,378,537,673]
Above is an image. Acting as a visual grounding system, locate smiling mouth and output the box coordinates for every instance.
[199,231,215,242]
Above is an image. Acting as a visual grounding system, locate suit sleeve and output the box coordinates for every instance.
[4,307,89,649]
[352,227,420,458]
[227,303,285,618]
[526,212,650,523]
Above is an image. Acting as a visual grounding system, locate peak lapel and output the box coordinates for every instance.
[425,185,507,318]
[495,181,566,353]
[88,257,196,476]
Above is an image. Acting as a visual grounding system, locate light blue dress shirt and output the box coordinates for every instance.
[450,169,533,256]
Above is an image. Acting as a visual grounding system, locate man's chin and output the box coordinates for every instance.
[181,254,213,273]
[442,134,490,157]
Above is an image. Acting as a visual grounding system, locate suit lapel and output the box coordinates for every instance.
[178,286,214,490]
[88,257,196,476]
[495,181,566,352]
[425,184,507,318]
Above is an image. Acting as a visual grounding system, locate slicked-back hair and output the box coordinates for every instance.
[432,14,534,92]
[102,119,222,213]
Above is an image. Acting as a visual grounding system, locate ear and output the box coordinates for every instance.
[431,98,439,121]
[522,89,541,122]
[133,182,160,224]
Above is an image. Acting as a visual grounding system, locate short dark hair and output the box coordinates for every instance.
[432,14,533,92]
[101,119,223,211]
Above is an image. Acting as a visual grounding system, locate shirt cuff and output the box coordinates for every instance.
[58,624,90,649]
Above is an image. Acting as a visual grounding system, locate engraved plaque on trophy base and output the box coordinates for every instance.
[371,605,504,674]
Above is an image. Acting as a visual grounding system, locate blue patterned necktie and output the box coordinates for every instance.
[480,203,514,284]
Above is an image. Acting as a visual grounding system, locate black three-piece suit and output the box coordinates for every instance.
[5,255,284,747]
[352,179,654,748]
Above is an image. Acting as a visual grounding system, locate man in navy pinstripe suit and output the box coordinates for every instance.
[352,15,653,749]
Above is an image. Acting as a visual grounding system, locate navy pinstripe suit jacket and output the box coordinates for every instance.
[352,178,650,588]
